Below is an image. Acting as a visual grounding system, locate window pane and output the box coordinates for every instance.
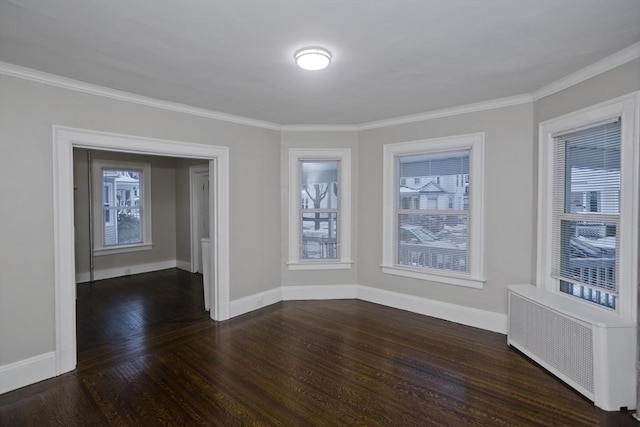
[399,151,469,210]
[563,122,621,214]
[302,212,338,259]
[554,120,620,309]
[301,160,338,210]
[558,219,617,307]
[397,213,467,273]
[104,208,142,246]
[102,168,143,247]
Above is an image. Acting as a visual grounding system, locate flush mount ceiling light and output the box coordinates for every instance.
[294,47,331,71]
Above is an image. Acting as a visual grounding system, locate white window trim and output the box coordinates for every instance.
[537,92,639,322]
[381,133,486,288]
[92,159,152,256]
[288,148,352,270]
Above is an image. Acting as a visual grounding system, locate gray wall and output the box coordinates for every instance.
[531,58,640,284]
[73,149,179,275]
[280,130,359,286]
[1,58,638,369]
[358,103,535,315]
[0,74,281,365]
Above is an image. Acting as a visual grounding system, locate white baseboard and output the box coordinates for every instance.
[282,284,358,300]
[3,283,506,395]
[76,259,178,283]
[228,284,507,334]
[228,287,282,318]
[358,285,507,334]
[0,352,56,394]
[176,260,192,272]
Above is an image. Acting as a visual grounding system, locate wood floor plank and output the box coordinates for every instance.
[0,269,636,426]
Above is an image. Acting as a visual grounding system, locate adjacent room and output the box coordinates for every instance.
[0,1,639,425]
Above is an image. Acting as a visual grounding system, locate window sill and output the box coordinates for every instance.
[381,264,485,289]
[93,243,153,257]
[287,261,353,271]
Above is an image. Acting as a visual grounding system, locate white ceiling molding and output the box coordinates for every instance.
[280,124,358,132]
[0,62,281,131]
[356,94,534,131]
[1,42,638,130]
[533,42,640,101]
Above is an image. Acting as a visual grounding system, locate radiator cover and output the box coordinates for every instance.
[507,285,636,411]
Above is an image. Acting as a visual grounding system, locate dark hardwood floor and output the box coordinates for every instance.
[0,268,636,426]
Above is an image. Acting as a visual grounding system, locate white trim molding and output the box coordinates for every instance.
[5,283,508,393]
[3,43,637,131]
[358,285,507,334]
[228,284,507,334]
[0,62,280,131]
[91,159,152,254]
[52,125,231,379]
[228,288,283,318]
[0,352,56,394]
[536,91,639,322]
[75,260,179,283]
[189,164,210,274]
[176,260,191,272]
[358,94,533,131]
[381,133,486,288]
[282,284,359,301]
[533,42,640,101]
[287,148,353,270]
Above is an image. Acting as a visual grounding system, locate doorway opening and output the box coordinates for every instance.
[52,126,230,376]
[190,165,210,274]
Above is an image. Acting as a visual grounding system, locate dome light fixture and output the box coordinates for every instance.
[294,47,331,71]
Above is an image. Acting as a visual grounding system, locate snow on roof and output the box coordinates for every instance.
[418,181,448,193]
[399,186,419,193]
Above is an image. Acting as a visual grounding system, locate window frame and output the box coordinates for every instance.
[287,148,352,270]
[537,92,639,322]
[382,133,486,288]
[92,159,153,256]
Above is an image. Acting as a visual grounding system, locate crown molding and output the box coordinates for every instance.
[280,124,358,132]
[356,94,534,131]
[533,42,640,101]
[0,62,282,131]
[2,42,638,130]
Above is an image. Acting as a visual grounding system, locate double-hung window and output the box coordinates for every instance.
[382,133,485,288]
[92,159,152,255]
[288,149,352,270]
[538,93,638,320]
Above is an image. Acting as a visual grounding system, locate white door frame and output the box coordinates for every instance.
[190,165,210,273]
[52,125,230,376]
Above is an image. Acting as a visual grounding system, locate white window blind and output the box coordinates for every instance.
[396,150,470,274]
[552,120,620,309]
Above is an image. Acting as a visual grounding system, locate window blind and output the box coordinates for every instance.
[396,150,470,273]
[552,120,621,309]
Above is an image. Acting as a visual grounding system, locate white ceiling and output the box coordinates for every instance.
[1,0,639,126]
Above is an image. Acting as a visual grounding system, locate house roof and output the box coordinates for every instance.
[419,182,448,193]
[0,1,638,126]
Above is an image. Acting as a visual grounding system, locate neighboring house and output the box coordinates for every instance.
[102,170,141,246]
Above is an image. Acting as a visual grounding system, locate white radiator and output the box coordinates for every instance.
[507,284,636,411]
